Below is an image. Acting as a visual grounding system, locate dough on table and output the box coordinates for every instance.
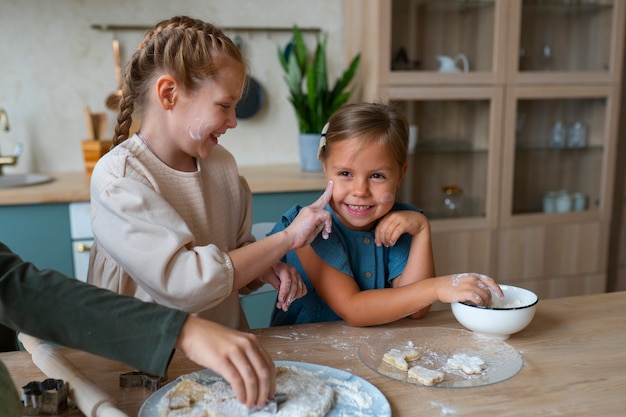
[407,365,445,386]
[382,347,421,371]
[160,366,334,417]
[447,353,486,375]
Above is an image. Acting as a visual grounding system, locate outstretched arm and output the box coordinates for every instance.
[298,246,433,326]
[228,181,333,292]
[1,242,275,410]
[299,245,501,327]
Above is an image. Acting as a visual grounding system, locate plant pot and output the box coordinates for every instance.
[299,133,323,172]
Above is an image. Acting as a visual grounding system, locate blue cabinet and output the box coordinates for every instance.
[251,191,323,222]
[245,190,323,328]
[0,203,73,275]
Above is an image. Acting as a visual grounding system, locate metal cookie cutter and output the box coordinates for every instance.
[22,378,69,415]
[119,371,167,392]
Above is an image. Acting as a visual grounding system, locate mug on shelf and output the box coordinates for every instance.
[543,190,587,213]
[572,192,588,211]
[543,191,558,213]
[555,190,572,213]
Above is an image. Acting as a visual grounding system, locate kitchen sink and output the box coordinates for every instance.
[0,173,53,189]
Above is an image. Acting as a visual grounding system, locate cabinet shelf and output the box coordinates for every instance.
[412,0,494,13]
[514,144,604,152]
[416,140,488,154]
[523,0,613,13]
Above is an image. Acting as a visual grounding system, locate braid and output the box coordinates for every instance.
[112,16,244,146]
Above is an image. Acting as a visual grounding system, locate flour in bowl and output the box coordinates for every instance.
[490,298,526,308]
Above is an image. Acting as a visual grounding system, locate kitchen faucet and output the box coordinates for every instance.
[0,108,20,175]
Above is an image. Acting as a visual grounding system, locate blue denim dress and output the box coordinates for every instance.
[270,202,422,326]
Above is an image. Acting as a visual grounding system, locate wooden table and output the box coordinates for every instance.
[2,292,625,416]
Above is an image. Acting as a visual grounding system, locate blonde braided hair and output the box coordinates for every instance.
[113,16,244,146]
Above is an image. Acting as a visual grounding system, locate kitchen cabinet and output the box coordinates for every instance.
[69,202,93,282]
[0,204,73,276]
[345,0,625,298]
[251,191,322,223]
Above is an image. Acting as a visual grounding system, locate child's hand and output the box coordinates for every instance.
[375,210,428,247]
[176,316,275,410]
[285,181,333,249]
[438,273,503,306]
[259,262,307,311]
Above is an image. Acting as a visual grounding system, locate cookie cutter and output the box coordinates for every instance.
[119,371,167,392]
[21,378,69,415]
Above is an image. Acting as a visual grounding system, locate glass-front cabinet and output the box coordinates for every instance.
[389,87,503,229]
[345,0,625,297]
[514,0,618,80]
[389,0,500,76]
[502,87,614,224]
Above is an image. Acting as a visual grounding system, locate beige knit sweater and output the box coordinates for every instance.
[87,134,254,329]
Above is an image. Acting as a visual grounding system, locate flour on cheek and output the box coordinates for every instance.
[378,192,395,204]
[188,118,211,141]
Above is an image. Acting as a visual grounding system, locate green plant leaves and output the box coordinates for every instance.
[279,24,361,134]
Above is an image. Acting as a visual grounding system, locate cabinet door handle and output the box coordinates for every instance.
[76,243,91,253]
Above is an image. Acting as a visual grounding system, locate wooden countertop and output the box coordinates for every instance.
[2,291,625,416]
[0,164,326,206]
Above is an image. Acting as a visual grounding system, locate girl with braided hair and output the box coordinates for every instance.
[87,16,332,333]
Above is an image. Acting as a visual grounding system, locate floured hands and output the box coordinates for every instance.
[284,181,333,249]
[176,316,275,410]
[259,262,307,311]
[438,273,503,307]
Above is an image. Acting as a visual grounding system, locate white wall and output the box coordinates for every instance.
[0,0,346,173]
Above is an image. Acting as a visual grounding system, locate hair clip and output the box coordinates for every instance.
[317,122,329,160]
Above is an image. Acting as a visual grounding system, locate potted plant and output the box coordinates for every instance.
[278,25,360,171]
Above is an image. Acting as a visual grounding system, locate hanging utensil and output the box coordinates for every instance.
[233,35,265,120]
[105,37,123,111]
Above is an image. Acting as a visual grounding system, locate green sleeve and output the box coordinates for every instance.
[0,361,21,417]
[0,242,188,376]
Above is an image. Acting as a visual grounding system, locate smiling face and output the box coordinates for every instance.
[143,53,246,171]
[174,54,245,160]
[323,137,407,231]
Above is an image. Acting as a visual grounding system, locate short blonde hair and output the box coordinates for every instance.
[319,102,409,168]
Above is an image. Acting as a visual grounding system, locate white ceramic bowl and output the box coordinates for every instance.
[451,285,538,340]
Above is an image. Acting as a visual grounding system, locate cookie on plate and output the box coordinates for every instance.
[407,365,445,386]
[382,347,421,371]
[447,353,486,375]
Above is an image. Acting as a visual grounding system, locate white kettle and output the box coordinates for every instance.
[436,54,469,73]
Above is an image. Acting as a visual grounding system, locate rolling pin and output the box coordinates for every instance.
[18,333,128,417]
